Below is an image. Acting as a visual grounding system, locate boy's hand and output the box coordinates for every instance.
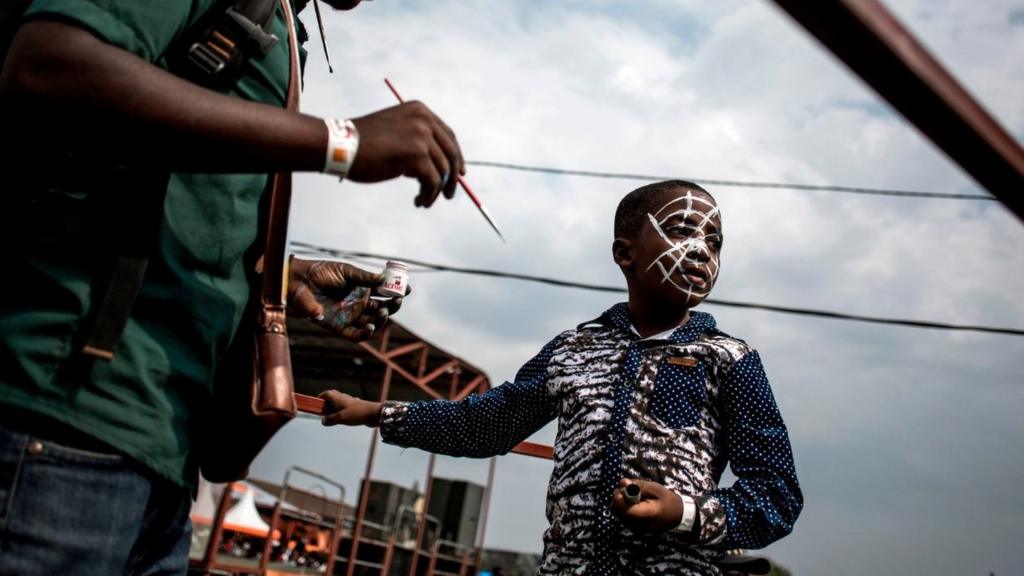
[610,479,685,532]
[318,390,383,427]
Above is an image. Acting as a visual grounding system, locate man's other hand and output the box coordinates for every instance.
[287,258,405,341]
[348,101,464,208]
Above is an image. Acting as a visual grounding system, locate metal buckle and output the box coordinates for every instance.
[226,7,279,55]
[186,41,228,76]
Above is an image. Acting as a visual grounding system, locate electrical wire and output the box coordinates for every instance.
[290,242,1024,337]
[467,160,998,201]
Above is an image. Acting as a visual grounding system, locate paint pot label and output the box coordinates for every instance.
[378,261,409,298]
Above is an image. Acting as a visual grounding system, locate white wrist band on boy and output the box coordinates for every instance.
[677,494,697,532]
[323,118,359,179]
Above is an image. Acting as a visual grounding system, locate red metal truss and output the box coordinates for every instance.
[287,317,554,576]
[771,0,1024,222]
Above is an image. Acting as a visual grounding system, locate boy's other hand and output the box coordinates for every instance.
[318,390,383,427]
[348,101,464,208]
[610,479,684,532]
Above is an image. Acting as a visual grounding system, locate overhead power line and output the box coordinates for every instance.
[291,242,1024,337]
[467,160,998,202]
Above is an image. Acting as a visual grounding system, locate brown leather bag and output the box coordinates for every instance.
[196,176,298,483]
[196,0,301,483]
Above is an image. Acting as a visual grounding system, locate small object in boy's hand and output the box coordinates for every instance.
[623,483,642,505]
[377,260,409,298]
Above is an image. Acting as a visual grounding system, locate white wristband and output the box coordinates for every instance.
[678,494,697,532]
[323,118,360,179]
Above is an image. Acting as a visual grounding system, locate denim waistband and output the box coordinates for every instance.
[0,404,120,455]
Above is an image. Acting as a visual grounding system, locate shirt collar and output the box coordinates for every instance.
[598,302,717,345]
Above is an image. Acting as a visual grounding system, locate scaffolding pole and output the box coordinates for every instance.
[771,0,1024,222]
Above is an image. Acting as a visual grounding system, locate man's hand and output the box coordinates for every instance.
[287,258,406,341]
[348,101,464,208]
[610,479,685,532]
[318,390,382,427]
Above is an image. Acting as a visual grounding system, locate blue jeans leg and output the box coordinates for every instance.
[0,423,192,576]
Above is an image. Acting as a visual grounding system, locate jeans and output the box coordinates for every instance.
[0,421,192,576]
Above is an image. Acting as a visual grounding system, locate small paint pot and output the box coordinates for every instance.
[378,260,409,298]
[623,483,642,505]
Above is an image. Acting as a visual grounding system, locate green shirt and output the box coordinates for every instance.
[0,0,298,488]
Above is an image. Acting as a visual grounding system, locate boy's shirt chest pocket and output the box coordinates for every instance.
[647,356,708,429]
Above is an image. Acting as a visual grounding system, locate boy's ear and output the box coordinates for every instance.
[612,237,634,268]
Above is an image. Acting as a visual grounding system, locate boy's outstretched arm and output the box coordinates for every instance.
[320,335,564,458]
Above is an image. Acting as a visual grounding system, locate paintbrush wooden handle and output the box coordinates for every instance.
[295,393,325,415]
[383,78,505,241]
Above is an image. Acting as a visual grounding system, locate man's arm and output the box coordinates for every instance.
[0,20,463,205]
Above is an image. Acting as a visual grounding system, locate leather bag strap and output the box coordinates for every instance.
[248,0,300,418]
[259,0,300,308]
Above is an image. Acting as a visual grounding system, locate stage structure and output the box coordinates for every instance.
[190,315,553,576]
[288,315,552,576]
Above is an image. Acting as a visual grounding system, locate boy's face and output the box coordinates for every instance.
[625,188,723,309]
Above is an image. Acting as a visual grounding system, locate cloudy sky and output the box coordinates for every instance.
[252,1,1024,574]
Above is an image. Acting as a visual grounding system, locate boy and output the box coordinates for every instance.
[320,180,803,575]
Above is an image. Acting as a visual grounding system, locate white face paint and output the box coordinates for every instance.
[643,190,722,302]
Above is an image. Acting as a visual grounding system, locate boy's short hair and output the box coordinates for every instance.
[614,179,710,239]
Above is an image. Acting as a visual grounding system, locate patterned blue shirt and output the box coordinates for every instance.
[380,304,802,575]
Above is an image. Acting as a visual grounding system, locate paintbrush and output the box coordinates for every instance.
[384,78,506,242]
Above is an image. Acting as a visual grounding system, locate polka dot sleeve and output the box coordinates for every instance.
[711,350,803,550]
[378,335,562,458]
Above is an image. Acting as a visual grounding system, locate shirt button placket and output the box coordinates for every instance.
[596,341,643,570]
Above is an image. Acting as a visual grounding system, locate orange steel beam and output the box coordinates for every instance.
[347,426,382,576]
[381,535,397,575]
[474,457,497,573]
[453,375,486,402]
[770,0,1024,222]
[347,329,393,576]
[418,346,429,377]
[409,453,437,576]
[358,341,444,399]
[420,359,459,388]
[385,341,428,359]
[448,368,459,398]
[426,542,439,576]
[510,441,555,460]
[200,482,236,571]
[259,489,284,572]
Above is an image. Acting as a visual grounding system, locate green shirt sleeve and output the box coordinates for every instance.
[24,0,201,62]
